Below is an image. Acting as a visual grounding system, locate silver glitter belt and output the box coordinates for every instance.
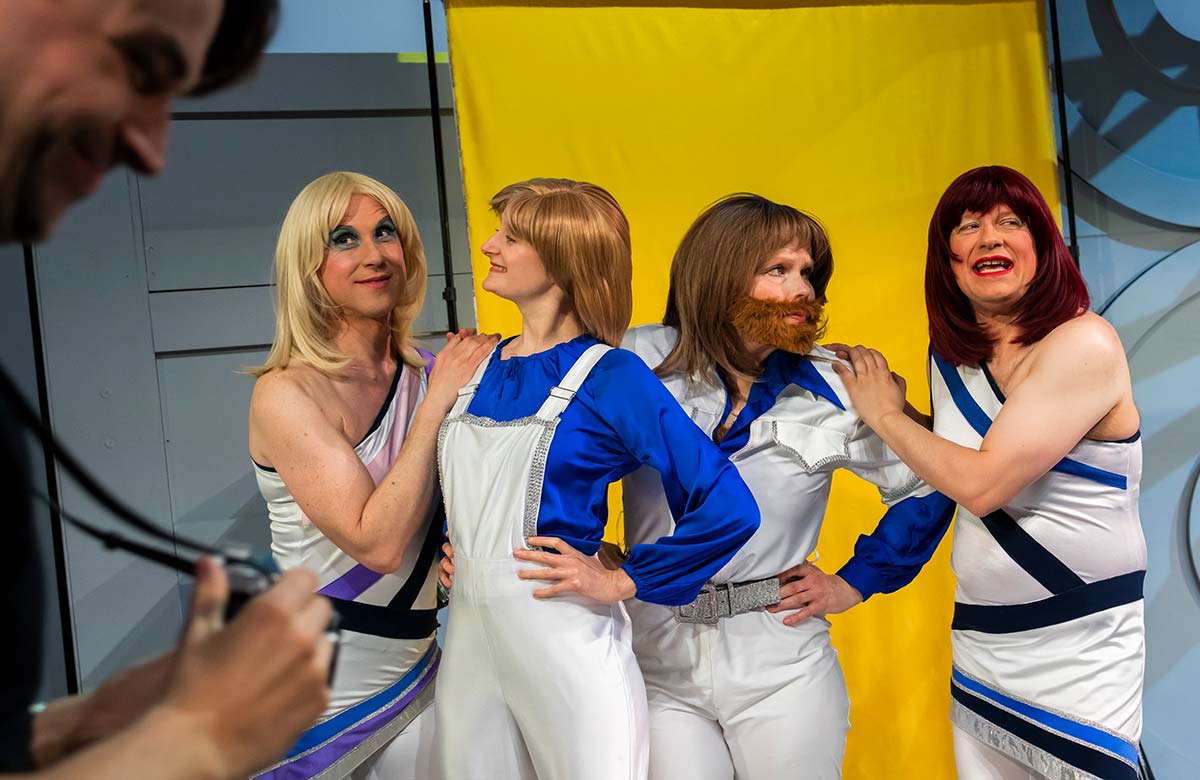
[672,577,782,625]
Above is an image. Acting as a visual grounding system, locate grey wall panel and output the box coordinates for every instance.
[149,287,275,353]
[144,226,276,292]
[141,116,472,292]
[0,244,69,701]
[33,172,184,691]
[147,270,474,356]
[156,350,271,557]
[173,57,454,114]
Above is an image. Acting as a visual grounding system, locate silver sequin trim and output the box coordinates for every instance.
[436,417,452,493]
[770,420,851,471]
[524,420,560,544]
[440,412,559,546]
[879,472,924,503]
[313,683,436,780]
[254,647,439,779]
[952,666,1137,744]
[673,577,782,624]
[951,701,1104,780]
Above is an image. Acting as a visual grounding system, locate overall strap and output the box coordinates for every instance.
[535,344,612,421]
[447,350,493,417]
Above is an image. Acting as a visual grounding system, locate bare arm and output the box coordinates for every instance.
[31,652,175,766]
[835,317,1129,516]
[19,559,332,780]
[250,333,495,572]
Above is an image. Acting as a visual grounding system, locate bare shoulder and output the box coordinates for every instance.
[250,364,333,423]
[1036,312,1125,369]
[1013,313,1129,402]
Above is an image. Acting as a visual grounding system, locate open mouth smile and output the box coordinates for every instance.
[972,256,1013,276]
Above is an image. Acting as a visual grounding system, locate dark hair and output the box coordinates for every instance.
[659,193,833,381]
[925,165,1089,365]
[188,0,280,96]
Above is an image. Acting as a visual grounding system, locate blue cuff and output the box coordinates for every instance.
[620,560,708,606]
[837,556,887,603]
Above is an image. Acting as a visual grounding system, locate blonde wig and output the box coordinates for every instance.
[489,178,632,346]
[251,171,427,376]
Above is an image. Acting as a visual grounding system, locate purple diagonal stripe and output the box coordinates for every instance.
[258,654,439,780]
[318,564,385,600]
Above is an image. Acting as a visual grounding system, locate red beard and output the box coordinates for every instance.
[730,296,826,355]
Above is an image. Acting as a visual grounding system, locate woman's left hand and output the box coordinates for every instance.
[766,561,862,627]
[514,536,637,604]
[831,345,909,429]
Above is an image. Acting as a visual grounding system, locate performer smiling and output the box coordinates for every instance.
[837,166,1146,780]
[620,194,955,780]
[249,172,495,780]
[434,178,759,780]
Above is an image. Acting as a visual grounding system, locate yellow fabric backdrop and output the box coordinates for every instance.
[445,2,1058,776]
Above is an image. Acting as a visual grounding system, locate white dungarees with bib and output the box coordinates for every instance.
[435,344,649,780]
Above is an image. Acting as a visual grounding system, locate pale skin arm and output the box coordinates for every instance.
[514,536,637,603]
[444,541,857,622]
[250,332,496,573]
[21,558,332,780]
[767,560,862,626]
[439,539,636,603]
[824,343,931,429]
[832,317,1131,517]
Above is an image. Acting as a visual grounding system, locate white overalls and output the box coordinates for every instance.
[621,324,951,780]
[435,343,649,780]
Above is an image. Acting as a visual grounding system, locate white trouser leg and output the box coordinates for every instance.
[634,608,849,780]
[494,580,648,780]
[351,704,439,780]
[436,588,535,780]
[647,696,734,780]
[953,726,1044,780]
[439,557,648,780]
[721,641,849,780]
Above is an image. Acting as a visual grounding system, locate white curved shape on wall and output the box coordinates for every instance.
[1105,240,1200,779]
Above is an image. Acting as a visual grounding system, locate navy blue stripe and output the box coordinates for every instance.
[793,359,845,411]
[289,643,438,754]
[933,352,992,438]
[1051,458,1128,490]
[979,361,1006,402]
[355,361,404,448]
[953,669,1139,765]
[933,352,1127,491]
[390,501,444,611]
[332,600,437,639]
[331,502,443,639]
[952,683,1138,779]
[980,508,1085,594]
[953,570,1144,633]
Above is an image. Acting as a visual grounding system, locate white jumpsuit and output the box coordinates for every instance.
[621,324,955,780]
[253,357,441,780]
[436,337,759,780]
[931,351,1146,780]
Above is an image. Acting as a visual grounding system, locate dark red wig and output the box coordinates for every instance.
[924,165,1089,365]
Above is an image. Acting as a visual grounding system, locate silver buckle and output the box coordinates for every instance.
[672,577,782,625]
[673,583,731,625]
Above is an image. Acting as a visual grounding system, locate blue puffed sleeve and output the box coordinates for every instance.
[585,351,760,606]
[835,492,955,601]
